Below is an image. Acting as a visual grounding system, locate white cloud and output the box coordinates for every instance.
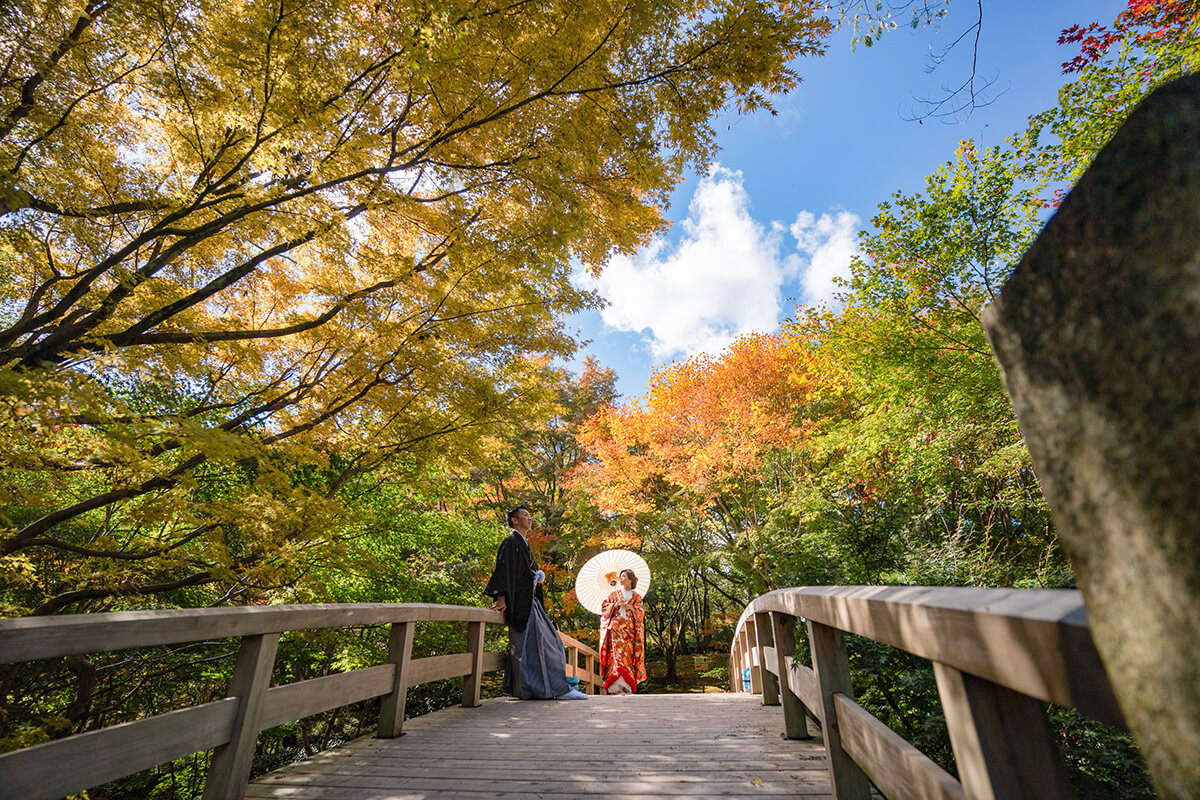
[575,166,788,361]
[789,210,862,307]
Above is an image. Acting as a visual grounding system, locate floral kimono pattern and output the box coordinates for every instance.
[600,589,647,693]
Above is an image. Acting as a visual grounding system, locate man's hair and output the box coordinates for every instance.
[621,568,638,589]
[506,505,531,528]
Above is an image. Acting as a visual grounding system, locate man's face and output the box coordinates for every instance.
[511,507,533,533]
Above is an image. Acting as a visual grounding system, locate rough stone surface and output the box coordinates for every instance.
[982,73,1200,800]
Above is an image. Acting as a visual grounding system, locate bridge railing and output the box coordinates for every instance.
[0,602,600,800]
[731,586,1125,800]
[561,630,602,694]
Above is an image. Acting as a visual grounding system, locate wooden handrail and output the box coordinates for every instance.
[0,602,590,800]
[559,631,603,694]
[731,586,1124,800]
[0,602,500,663]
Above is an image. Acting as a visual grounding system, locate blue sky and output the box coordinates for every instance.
[568,0,1127,401]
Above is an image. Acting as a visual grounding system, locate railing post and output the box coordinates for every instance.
[743,625,762,694]
[740,636,749,692]
[734,629,747,692]
[808,621,871,800]
[729,644,738,692]
[377,620,414,738]
[739,632,750,692]
[567,644,578,681]
[202,632,279,800]
[754,612,780,706]
[462,621,485,708]
[934,663,1078,800]
[585,651,596,693]
[770,612,812,740]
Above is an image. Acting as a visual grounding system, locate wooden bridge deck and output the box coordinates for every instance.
[246,693,833,799]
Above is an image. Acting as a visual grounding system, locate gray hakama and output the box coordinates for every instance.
[503,596,572,700]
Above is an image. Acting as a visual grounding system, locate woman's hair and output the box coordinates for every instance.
[620,568,638,589]
[506,505,530,528]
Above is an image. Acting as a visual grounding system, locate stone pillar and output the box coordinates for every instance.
[981,73,1200,800]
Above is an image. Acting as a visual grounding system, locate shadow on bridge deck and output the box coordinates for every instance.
[247,693,832,799]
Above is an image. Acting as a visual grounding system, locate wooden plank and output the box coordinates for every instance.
[254,767,834,784]
[755,612,780,706]
[310,737,825,751]
[565,644,578,674]
[784,656,821,722]
[246,784,833,799]
[462,621,485,708]
[378,622,414,738]
[245,777,831,796]
[729,628,739,690]
[559,631,599,660]
[934,663,1078,800]
[740,637,751,693]
[750,586,1122,728]
[761,645,778,676]
[0,698,237,800]
[558,631,600,693]
[746,620,762,694]
[566,645,580,679]
[834,693,964,800]
[407,653,475,685]
[0,644,503,800]
[739,631,751,692]
[0,603,504,664]
[730,638,740,692]
[245,791,831,800]
[260,751,830,768]
[255,763,831,785]
[420,606,506,623]
[280,750,829,769]
[770,612,812,740]
[203,633,280,800]
[808,621,871,800]
[249,694,834,799]
[259,666,395,730]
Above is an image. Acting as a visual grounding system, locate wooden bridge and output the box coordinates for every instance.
[0,585,1125,800]
[246,693,832,799]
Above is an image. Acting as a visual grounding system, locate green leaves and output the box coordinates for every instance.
[1028,2,1200,199]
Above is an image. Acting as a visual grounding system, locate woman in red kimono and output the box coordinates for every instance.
[599,568,647,694]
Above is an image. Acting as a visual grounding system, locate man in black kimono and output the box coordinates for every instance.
[485,505,587,700]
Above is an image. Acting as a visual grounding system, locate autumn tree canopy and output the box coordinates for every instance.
[573,332,824,598]
[0,0,831,615]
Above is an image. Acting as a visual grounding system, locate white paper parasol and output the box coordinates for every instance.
[575,549,650,615]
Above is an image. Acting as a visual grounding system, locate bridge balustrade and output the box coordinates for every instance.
[731,586,1125,800]
[0,603,601,800]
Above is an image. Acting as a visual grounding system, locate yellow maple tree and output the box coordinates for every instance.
[0,0,830,614]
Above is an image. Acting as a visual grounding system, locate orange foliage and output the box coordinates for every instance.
[582,529,645,550]
[525,524,557,563]
[573,332,821,514]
